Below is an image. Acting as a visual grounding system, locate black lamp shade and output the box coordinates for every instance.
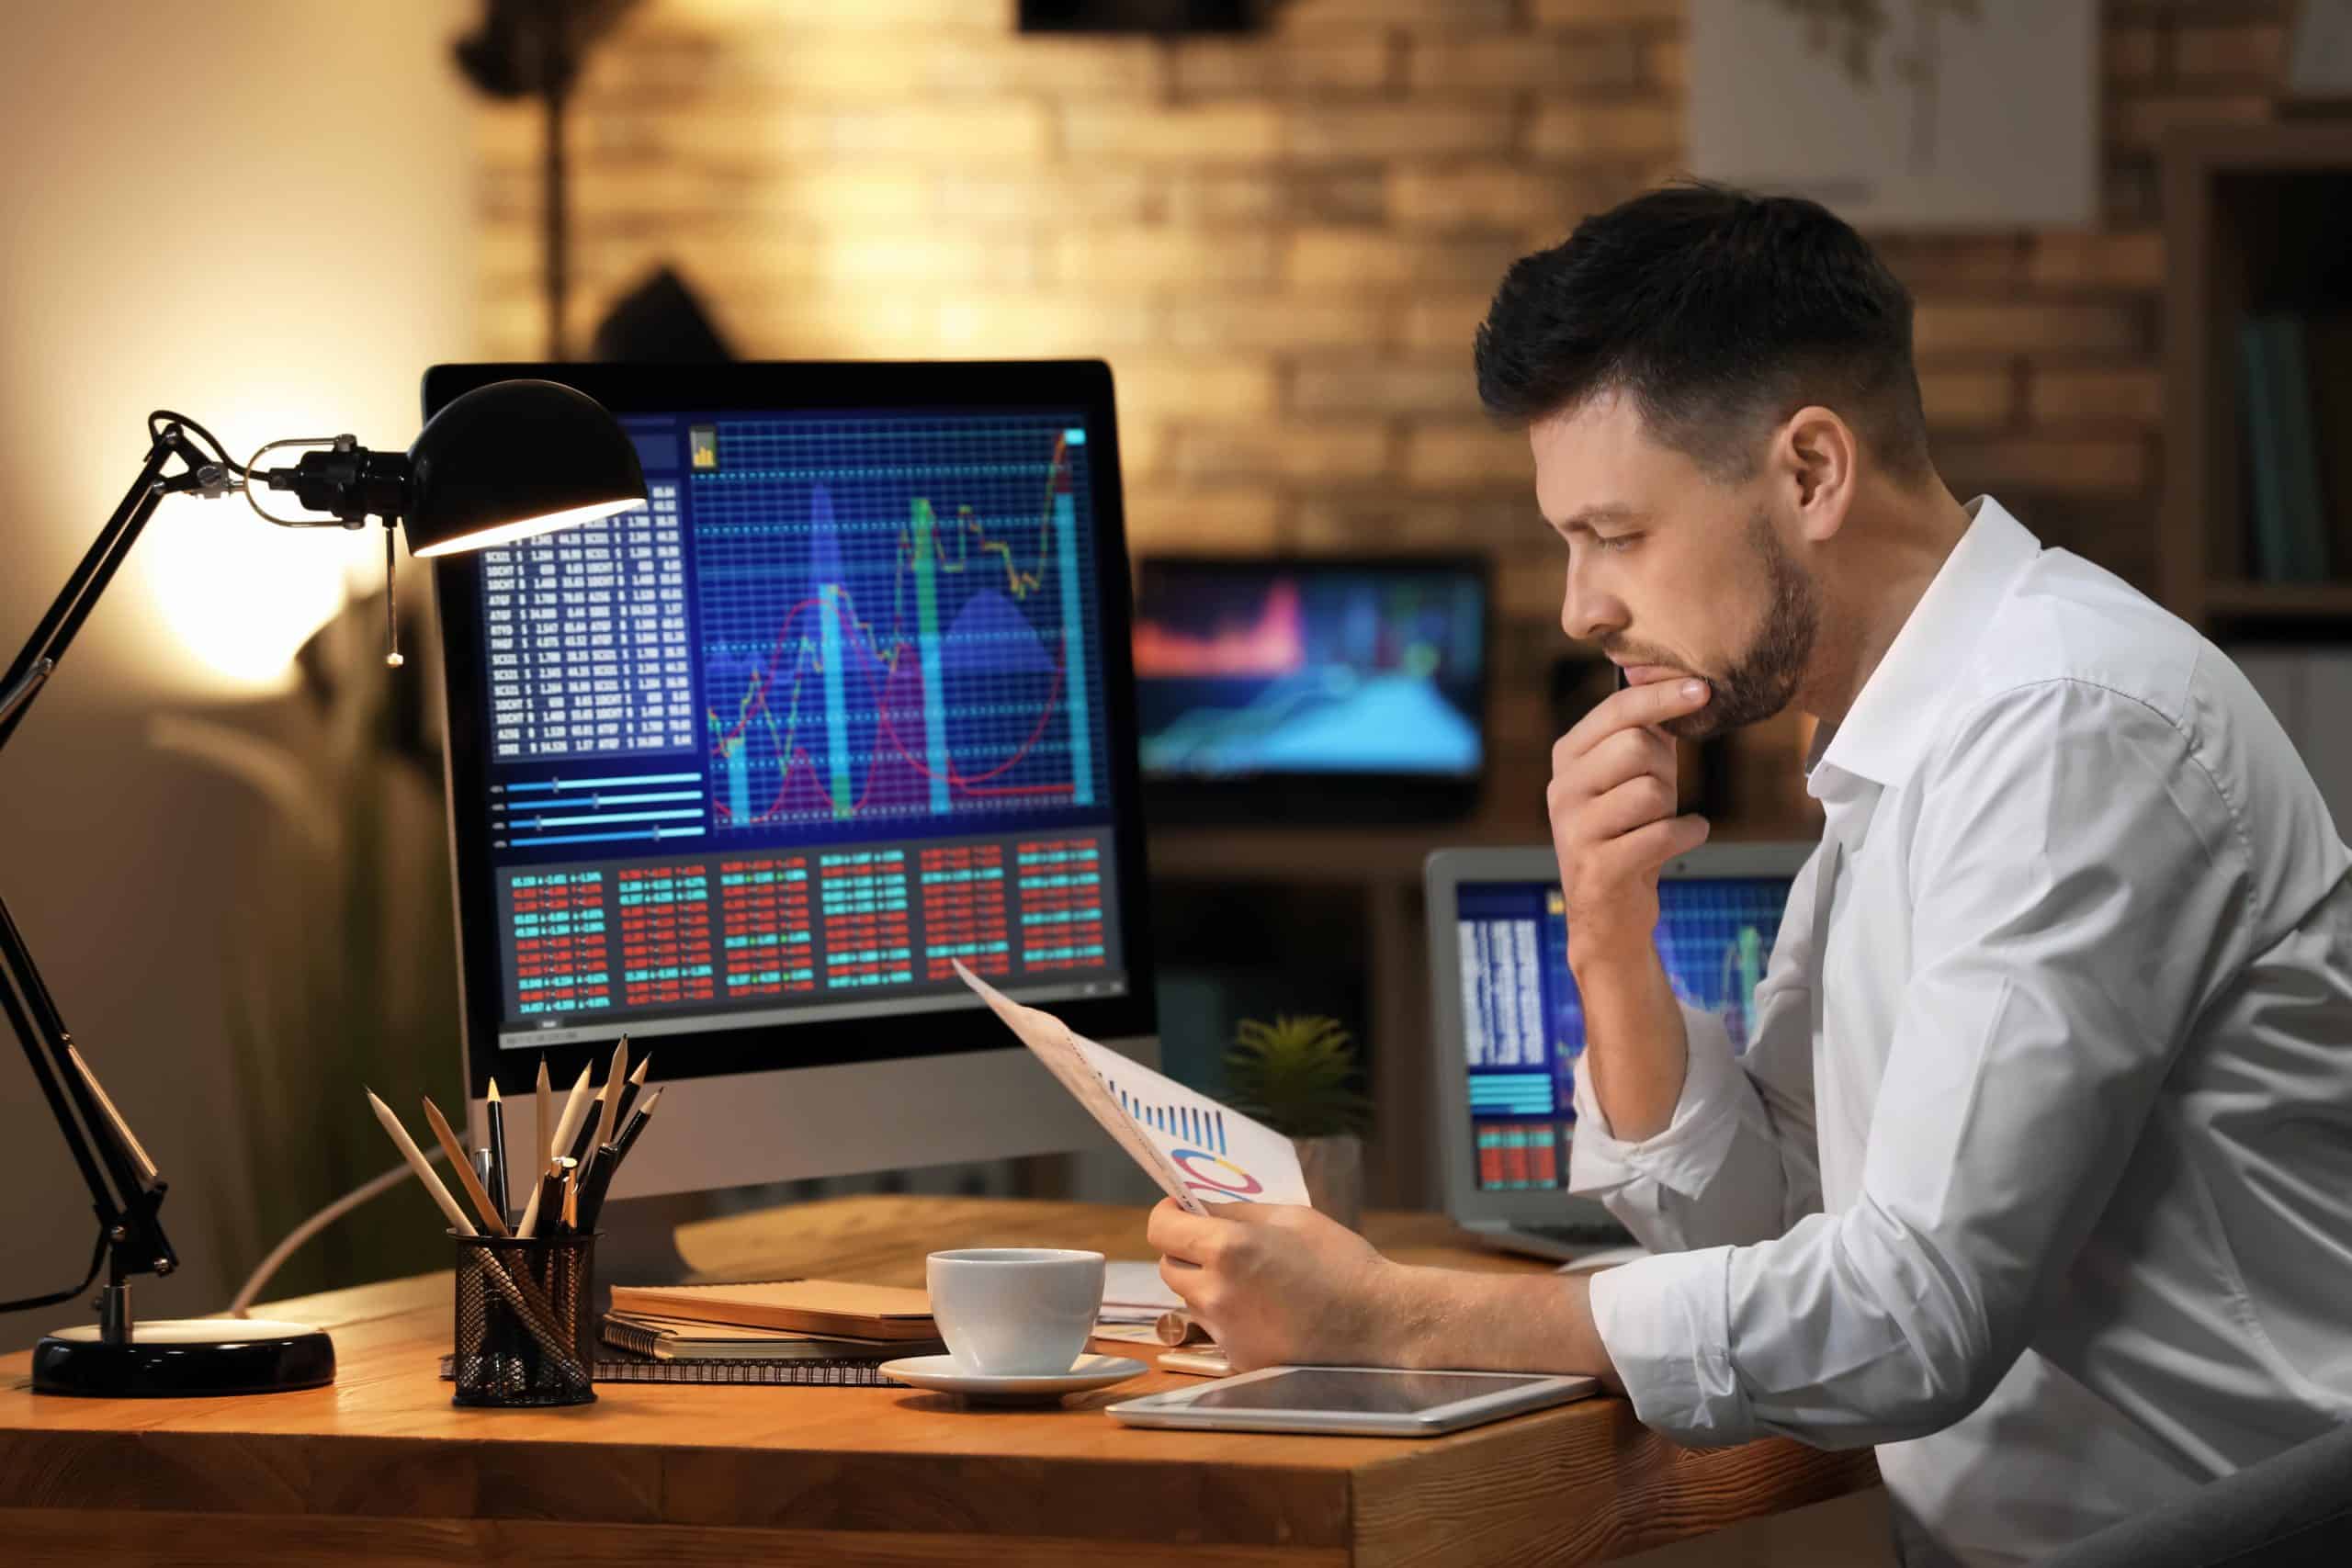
[403,379,647,558]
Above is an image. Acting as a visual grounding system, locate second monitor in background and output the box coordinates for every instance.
[1133,555,1488,824]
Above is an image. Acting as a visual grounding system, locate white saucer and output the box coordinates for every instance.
[877,1353,1148,1404]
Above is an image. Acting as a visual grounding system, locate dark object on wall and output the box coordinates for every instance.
[453,0,641,358]
[1548,651,1617,738]
[1019,0,1259,32]
[592,267,735,364]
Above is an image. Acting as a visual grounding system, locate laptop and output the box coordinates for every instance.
[1424,842,1814,1262]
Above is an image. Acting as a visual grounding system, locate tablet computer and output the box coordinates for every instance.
[1104,1365,1599,1437]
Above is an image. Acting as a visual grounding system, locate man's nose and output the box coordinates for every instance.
[1561,560,1623,644]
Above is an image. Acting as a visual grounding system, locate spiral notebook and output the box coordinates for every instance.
[436,1351,893,1386]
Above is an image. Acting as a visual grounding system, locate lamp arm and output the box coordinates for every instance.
[0,423,220,1312]
[0,422,228,753]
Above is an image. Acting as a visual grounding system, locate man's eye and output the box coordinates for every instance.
[1594,533,1636,553]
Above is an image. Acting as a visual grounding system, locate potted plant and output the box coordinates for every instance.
[1224,1014,1372,1232]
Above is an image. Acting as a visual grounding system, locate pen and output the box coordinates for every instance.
[519,1063,594,1239]
[534,1055,551,1177]
[608,1083,663,1171]
[573,1144,616,1234]
[366,1089,475,1237]
[593,1035,628,1155]
[608,1052,650,1136]
[1155,1311,1211,1346]
[565,1074,611,1168]
[423,1095,511,1237]
[578,1083,662,1233]
[521,1156,575,1240]
[483,1081,511,1226]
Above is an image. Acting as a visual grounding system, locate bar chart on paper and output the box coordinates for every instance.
[695,414,1112,832]
[1109,1081,1232,1156]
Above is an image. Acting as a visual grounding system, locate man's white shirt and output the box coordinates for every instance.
[1569,497,2352,1566]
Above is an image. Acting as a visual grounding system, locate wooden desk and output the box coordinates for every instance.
[0,1195,1875,1566]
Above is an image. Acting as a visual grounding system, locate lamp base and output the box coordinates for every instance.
[32,1317,335,1397]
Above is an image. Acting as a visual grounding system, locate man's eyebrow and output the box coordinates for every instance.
[1553,503,1645,536]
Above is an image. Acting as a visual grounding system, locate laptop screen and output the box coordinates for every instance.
[1453,875,1795,1192]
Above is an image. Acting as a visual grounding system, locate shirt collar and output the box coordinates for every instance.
[1808,495,2041,795]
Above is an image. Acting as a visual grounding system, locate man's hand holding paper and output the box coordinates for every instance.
[951,959,1309,1213]
[1145,1197,1403,1372]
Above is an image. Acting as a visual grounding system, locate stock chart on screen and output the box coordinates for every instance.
[473,408,1127,1049]
[1453,876,1792,1192]
[1131,561,1484,780]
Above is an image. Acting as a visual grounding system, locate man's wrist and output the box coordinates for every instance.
[1372,1262,1446,1370]
[1368,1264,1621,1382]
[1566,927,1654,983]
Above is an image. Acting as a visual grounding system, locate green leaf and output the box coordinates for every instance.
[1222,1014,1370,1140]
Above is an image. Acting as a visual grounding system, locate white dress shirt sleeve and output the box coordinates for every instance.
[1591,680,2252,1449]
[1567,845,1827,1250]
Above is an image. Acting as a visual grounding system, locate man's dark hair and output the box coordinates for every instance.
[1475,183,1932,484]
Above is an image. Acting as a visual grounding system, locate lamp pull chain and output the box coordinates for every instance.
[382,525,403,669]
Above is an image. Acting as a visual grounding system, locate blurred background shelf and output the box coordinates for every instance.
[2162,121,2352,637]
[2201,578,2352,617]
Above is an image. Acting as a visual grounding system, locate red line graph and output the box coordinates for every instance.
[709,581,1074,826]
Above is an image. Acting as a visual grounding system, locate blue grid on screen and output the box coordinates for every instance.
[692,413,1110,832]
[1654,877,1792,1054]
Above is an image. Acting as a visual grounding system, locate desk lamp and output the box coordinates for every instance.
[0,378,645,1395]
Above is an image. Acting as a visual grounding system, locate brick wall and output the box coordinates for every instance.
[476,0,2297,834]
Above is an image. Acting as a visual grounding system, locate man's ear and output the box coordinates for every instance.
[1776,405,1857,545]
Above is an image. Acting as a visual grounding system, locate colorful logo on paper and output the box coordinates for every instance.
[1170,1147,1266,1203]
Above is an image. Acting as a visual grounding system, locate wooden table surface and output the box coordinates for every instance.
[0,1194,1875,1566]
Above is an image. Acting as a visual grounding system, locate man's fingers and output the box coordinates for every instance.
[1564,725,1674,798]
[1159,1254,1208,1304]
[1609,811,1712,867]
[1203,1200,1289,1224]
[1556,677,1711,765]
[1147,1197,1218,1261]
[1578,772,1681,840]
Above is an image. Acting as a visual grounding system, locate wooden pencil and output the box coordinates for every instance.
[422,1095,512,1237]
[519,1063,593,1238]
[365,1089,475,1237]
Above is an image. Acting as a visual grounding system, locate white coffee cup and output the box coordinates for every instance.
[925,1247,1105,1377]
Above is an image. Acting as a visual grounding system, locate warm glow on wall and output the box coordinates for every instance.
[0,0,472,701]
[137,502,378,694]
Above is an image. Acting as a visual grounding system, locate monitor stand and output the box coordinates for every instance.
[590,1190,716,1288]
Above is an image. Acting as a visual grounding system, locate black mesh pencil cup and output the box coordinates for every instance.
[449,1230,597,1407]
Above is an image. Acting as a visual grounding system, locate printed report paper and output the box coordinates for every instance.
[953,960,1309,1214]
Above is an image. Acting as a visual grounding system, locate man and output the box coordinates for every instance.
[1148,185,2352,1566]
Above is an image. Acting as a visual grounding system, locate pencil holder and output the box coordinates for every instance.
[449,1230,597,1407]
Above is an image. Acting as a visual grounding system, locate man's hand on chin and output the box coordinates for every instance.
[1147,1198,1422,1372]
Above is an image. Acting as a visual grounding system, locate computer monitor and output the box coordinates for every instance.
[1424,844,1808,1240]
[428,361,1158,1201]
[1132,555,1488,823]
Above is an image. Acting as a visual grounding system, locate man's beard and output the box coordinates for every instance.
[1659,511,1818,742]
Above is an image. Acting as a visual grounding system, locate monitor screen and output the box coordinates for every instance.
[1132,558,1485,781]
[432,367,1149,1088]
[1453,875,1793,1192]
